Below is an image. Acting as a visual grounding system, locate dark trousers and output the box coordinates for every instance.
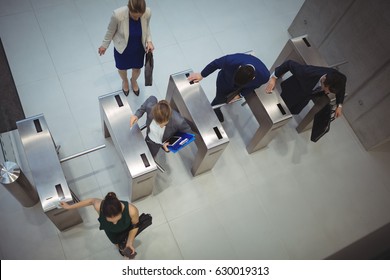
[211,90,229,107]
[280,76,311,114]
[145,135,162,158]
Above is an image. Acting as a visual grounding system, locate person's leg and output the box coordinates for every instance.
[131,68,141,96]
[211,93,227,107]
[211,103,225,123]
[146,137,160,158]
[118,69,129,95]
[211,80,229,123]
[280,75,310,114]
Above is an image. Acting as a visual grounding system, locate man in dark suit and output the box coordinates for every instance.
[265,60,347,118]
[130,95,192,157]
[188,53,270,122]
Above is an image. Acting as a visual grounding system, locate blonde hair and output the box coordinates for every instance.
[128,0,146,14]
[152,100,172,124]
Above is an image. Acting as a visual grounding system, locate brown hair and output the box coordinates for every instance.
[152,100,172,124]
[102,192,122,218]
[128,0,146,14]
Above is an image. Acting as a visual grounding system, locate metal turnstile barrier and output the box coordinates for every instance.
[16,114,83,231]
[270,34,336,133]
[214,50,291,153]
[99,92,157,201]
[165,70,229,176]
[243,85,292,153]
[270,35,328,70]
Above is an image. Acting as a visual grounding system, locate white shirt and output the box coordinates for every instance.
[312,75,326,92]
[148,120,166,144]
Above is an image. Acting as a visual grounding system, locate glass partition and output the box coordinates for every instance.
[0,130,21,164]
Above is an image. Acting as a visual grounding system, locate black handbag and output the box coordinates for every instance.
[135,213,152,236]
[311,103,335,142]
[118,213,152,258]
[144,52,153,86]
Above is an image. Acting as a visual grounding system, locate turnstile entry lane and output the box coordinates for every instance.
[270,35,338,133]
[16,114,82,231]
[209,50,292,153]
[99,91,157,201]
[243,85,292,153]
[166,69,229,176]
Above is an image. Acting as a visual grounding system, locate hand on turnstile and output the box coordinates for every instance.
[265,77,277,93]
[228,94,241,103]
[59,201,70,209]
[130,115,138,128]
[187,73,203,83]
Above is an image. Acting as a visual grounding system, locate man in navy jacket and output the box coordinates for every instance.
[265,60,347,117]
[188,53,270,122]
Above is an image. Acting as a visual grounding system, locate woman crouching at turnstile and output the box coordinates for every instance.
[60,192,140,258]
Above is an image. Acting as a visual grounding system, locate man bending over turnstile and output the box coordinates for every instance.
[265,60,347,118]
[187,53,270,122]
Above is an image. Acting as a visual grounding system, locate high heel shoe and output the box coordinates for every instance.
[131,78,140,96]
[122,81,129,96]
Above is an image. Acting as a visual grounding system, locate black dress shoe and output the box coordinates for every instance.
[131,78,140,96]
[122,88,129,96]
[122,81,129,96]
[214,108,224,122]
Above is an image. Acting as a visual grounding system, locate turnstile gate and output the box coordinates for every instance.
[166,70,229,176]
[244,85,292,153]
[99,91,157,201]
[16,114,83,231]
[270,35,337,133]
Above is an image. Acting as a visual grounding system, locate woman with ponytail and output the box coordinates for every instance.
[60,192,139,258]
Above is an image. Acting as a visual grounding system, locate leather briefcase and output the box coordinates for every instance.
[311,103,335,142]
[144,52,153,86]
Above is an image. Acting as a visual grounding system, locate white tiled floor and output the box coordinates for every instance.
[1,0,390,260]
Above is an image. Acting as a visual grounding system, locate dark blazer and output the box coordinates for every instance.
[134,96,192,157]
[275,60,346,105]
[201,53,270,97]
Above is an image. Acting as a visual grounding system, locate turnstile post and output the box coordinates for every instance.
[99,92,158,201]
[244,85,292,153]
[165,70,229,176]
[16,114,83,231]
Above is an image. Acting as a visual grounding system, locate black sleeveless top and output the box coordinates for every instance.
[98,200,133,244]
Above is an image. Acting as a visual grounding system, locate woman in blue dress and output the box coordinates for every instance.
[98,0,154,96]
